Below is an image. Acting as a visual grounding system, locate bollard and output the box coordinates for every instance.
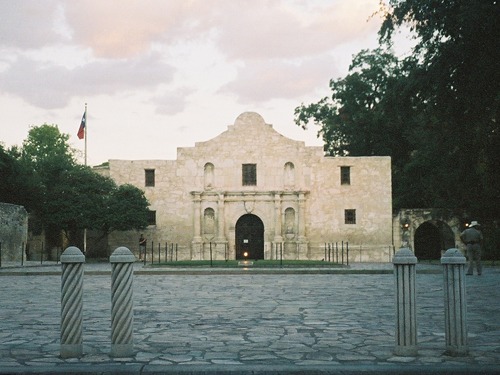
[441,248,468,356]
[60,246,85,358]
[110,246,135,357]
[393,247,418,356]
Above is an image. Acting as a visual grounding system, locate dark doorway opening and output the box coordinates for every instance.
[235,214,264,260]
[414,221,455,260]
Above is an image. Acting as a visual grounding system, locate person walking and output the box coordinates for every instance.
[460,221,483,275]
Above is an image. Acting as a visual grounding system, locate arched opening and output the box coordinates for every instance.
[235,214,264,260]
[414,220,455,260]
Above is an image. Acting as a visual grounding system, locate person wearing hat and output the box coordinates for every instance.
[460,221,483,275]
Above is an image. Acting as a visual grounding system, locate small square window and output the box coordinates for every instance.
[147,210,156,226]
[242,164,256,186]
[145,169,155,187]
[345,209,356,224]
[341,166,350,185]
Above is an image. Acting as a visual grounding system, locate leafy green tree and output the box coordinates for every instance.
[379,0,500,221]
[296,0,499,223]
[20,124,76,179]
[295,48,417,208]
[0,144,41,211]
[14,124,150,252]
[42,165,116,241]
[295,48,410,158]
[103,184,149,233]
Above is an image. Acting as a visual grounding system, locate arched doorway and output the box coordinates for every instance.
[414,220,455,260]
[235,214,264,260]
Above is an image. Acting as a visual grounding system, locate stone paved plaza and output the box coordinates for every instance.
[0,262,499,374]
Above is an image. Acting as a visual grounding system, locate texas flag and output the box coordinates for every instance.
[77,111,86,139]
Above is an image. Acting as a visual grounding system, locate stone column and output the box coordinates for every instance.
[60,246,85,358]
[216,193,226,241]
[191,192,202,259]
[273,193,283,243]
[110,247,135,357]
[441,248,468,356]
[393,247,418,356]
[216,193,227,259]
[297,192,306,240]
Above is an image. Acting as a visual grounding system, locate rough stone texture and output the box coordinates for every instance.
[101,112,393,261]
[0,203,28,262]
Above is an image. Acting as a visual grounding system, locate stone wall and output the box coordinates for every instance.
[103,112,394,262]
[0,203,28,262]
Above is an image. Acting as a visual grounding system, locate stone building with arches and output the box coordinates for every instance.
[102,112,393,261]
[393,209,463,260]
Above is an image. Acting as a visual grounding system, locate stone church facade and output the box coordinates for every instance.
[103,112,393,262]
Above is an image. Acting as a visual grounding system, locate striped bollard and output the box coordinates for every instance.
[110,246,135,357]
[441,248,468,355]
[60,246,85,358]
[393,247,418,356]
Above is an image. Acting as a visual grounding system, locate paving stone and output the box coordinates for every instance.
[0,264,499,373]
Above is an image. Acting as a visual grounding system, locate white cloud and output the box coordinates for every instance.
[219,55,339,103]
[63,0,217,58]
[152,87,195,116]
[0,0,61,49]
[0,53,175,109]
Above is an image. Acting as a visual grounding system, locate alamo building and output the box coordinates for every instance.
[99,112,393,262]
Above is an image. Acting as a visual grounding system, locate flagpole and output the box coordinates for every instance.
[84,102,88,166]
[84,103,87,255]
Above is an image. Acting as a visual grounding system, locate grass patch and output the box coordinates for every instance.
[149,260,342,268]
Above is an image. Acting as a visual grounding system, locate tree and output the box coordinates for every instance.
[295,48,411,159]
[379,0,500,221]
[15,124,150,252]
[296,0,499,223]
[294,48,417,208]
[42,165,116,240]
[43,166,149,247]
[103,184,149,233]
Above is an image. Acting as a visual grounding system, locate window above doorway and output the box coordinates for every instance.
[242,164,257,186]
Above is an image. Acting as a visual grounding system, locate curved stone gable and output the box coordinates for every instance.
[192,111,307,154]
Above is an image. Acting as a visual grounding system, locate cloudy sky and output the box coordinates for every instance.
[0,0,411,166]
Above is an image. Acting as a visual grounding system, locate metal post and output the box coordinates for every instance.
[151,241,154,265]
[210,242,213,267]
[346,242,349,266]
[280,243,283,267]
[158,242,160,264]
[110,247,135,357]
[60,246,85,358]
[175,244,178,261]
[341,241,344,265]
[393,247,418,356]
[165,242,168,263]
[441,248,468,356]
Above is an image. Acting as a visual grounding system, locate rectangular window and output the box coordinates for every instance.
[340,166,350,185]
[242,164,257,186]
[345,209,356,224]
[147,210,156,226]
[145,169,155,187]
